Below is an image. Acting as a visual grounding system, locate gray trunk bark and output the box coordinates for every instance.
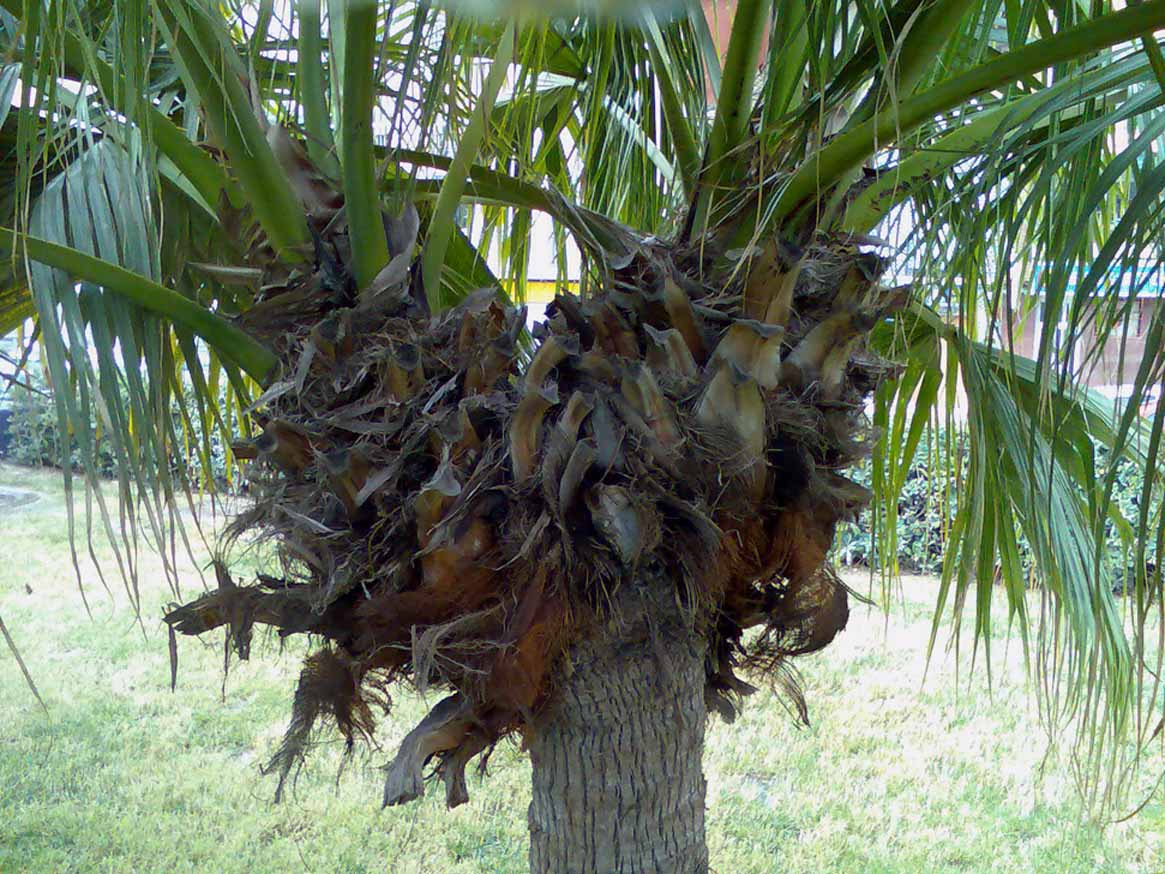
[527,577,709,874]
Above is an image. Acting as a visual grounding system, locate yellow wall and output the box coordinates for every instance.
[504,280,578,304]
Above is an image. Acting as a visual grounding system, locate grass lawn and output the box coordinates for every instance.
[2,460,1164,873]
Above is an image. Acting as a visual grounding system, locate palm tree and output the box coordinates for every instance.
[3,0,1165,870]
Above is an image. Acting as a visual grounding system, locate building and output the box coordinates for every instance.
[1010,262,1165,404]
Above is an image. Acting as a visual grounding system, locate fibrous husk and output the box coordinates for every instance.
[165,179,905,808]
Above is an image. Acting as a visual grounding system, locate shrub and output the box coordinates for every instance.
[5,386,67,468]
[835,430,962,575]
[837,428,1155,589]
[1,371,231,486]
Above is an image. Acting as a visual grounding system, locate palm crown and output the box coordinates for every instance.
[2,0,1165,828]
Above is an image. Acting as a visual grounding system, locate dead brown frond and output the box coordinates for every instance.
[166,166,905,807]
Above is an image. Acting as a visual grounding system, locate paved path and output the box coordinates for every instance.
[0,486,41,511]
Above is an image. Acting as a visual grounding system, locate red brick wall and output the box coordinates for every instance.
[700,1,771,78]
[1079,299,1158,388]
[1009,299,1160,389]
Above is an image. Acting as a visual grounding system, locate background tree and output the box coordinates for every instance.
[2,0,1165,871]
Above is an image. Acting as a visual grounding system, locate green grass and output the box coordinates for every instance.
[1,461,1164,873]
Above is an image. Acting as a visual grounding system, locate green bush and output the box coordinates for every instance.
[3,385,119,475]
[1,371,231,486]
[836,429,1154,586]
[1099,449,1158,591]
[835,431,962,575]
[4,387,60,468]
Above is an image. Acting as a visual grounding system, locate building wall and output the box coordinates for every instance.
[1082,299,1159,389]
[1011,298,1161,393]
[699,2,771,76]
[701,1,738,58]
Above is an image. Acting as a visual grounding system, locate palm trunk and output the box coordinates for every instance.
[527,578,710,874]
